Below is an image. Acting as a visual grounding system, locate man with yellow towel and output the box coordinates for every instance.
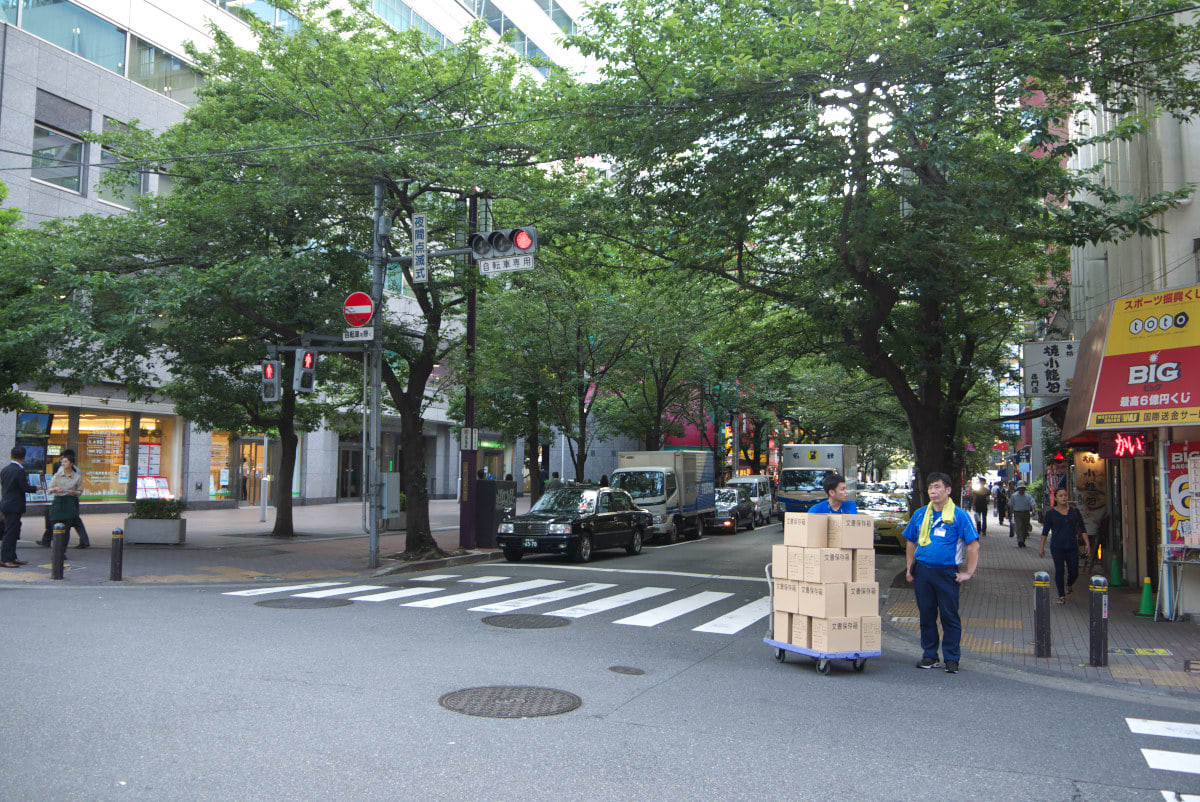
[903,472,981,674]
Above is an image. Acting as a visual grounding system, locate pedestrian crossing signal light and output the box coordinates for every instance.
[294,351,316,394]
[467,227,538,260]
[261,360,282,402]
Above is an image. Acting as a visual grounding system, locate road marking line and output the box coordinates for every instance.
[1161,791,1200,801]
[470,583,617,613]
[503,564,763,582]
[692,596,772,634]
[223,582,347,596]
[349,587,442,602]
[546,587,673,618]
[457,576,510,584]
[292,585,386,598]
[1128,719,1200,741]
[407,575,459,582]
[402,579,562,608]
[614,591,734,627]
[645,538,707,549]
[1142,749,1200,775]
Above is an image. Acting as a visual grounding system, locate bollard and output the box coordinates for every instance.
[50,522,66,581]
[1089,575,1109,667]
[109,528,124,582]
[1034,571,1052,657]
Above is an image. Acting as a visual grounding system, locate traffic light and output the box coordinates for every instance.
[467,227,538,260]
[293,350,316,394]
[261,360,282,402]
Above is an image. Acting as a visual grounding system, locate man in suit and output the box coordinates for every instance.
[1,445,38,567]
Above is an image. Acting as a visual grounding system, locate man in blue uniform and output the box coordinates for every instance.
[903,472,980,673]
[808,473,857,514]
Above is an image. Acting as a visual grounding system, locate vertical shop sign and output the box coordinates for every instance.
[1167,441,1200,545]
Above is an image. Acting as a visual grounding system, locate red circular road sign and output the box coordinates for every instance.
[343,292,374,327]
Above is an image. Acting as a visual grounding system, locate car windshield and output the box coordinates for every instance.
[861,493,905,512]
[716,488,739,504]
[530,489,596,515]
[610,470,664,500]
[779,469,829,492]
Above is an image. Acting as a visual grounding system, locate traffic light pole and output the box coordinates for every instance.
[459,194,479,549]
[366,178,386,568]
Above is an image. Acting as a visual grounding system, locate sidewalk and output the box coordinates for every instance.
[0,498,524,585]
[884,513,1200,695]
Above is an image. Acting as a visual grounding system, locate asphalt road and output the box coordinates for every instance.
[4,522,1199,801]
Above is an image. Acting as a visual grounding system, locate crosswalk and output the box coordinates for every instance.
[1125,716,1200,800]
[222,574,771,636]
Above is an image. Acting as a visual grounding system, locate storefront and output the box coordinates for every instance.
[1062,284,1200,619]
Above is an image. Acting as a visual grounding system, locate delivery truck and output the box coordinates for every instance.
[609,450,716,542]
[776,444,858,517]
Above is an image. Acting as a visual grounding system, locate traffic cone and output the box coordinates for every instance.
[1109,553,1125,588]
[1134,576,1155,617]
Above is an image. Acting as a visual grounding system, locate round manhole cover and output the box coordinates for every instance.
[439,686,581,718]
[608,666,645,676]
[255,598,353,609]
[482,614,570,629]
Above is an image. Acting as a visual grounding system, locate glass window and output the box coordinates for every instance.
[133,415,176,499]
[154,172,174,196]
[32,124,83,191]
[95,138,141,206]
[128,36,203,107]
[77,412,129,500]
[21,0,126,74]
[411,13,445,47]
[2,0,16,24]
[209,431,232,499]
[373,0,411,31]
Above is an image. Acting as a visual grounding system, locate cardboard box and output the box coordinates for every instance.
[795,582,846,619]
[826,514,875,549]
[852,548,875,583]
[774,611,792,643]
[845,582,880,617]
[787,547,806,581]
[811,617,861,653]
[790,614,810,649]
[772,579,798,614]
[860,615,881,651]
[784,513,828,548]
[803,548,853,584]
[772,545,790,579]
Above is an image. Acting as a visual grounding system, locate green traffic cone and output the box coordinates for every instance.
[1134,576,1155,617]
[1109,552,1125,587]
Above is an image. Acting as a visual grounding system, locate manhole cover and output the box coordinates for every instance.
[608,666,645,676]
[482,614,570,629]
[439,686,581,718]
[255,598,353,609]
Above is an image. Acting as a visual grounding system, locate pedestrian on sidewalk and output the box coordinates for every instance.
[43,453,89,551]
[0,445,38,567]
[972,479,989,535]
[546,472,563,490]
[994,482,1008,525]
[1039,487,1089,604]
[903,472,981,674]
[808,473,858,514]
[1009,482,1035,547]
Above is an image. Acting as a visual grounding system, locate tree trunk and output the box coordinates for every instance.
[398,397,442,558]
[904,403,960,509]
[270,385,299,538]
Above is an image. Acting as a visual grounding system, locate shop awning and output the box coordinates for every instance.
[1061,304,1111,442]
[991,398,1068,424]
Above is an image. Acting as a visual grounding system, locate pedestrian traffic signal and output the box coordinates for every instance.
[293,351,316,394]
[261,360,282,402]
[467,227,538,260]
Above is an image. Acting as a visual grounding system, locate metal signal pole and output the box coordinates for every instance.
[366,178,386,568]
[459,194,479,549]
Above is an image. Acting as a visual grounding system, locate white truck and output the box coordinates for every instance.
[776,444,858,517]
[609,450,716,542]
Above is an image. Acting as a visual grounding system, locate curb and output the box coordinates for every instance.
[372,550,502,577]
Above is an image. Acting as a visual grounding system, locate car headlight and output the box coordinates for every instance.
[498,522,513,534]
[653,514,667,524]
[548,523,572,534]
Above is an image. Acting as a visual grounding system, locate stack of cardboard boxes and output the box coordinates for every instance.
[771,513,881,653]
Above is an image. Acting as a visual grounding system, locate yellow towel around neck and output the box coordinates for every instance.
[918,499,956,546]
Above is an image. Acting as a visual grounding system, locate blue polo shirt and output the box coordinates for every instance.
[902,505,979,566]
[809,499,858,514]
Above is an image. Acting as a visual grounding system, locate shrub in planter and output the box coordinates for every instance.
[124,498,187,544]
[130,498,186,519]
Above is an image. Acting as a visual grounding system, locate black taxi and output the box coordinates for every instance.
[496,487,651,563]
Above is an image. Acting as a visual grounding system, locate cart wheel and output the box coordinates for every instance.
[816,659,831,675]
[775,648,786,663]
[853,658,867,672]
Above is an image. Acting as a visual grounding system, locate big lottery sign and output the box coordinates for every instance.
[1167,441,1200,546]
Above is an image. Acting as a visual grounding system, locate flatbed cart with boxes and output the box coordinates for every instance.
[764,563,881,675]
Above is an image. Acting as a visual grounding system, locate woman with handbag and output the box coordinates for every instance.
[46,454,89,551]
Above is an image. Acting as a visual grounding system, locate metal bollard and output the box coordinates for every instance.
[51,522,66,580]
[109,528,124,582]
[1089,575,1109,667]
[1033,571,1052,657]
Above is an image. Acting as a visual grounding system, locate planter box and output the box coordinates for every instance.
[123,518,186,545]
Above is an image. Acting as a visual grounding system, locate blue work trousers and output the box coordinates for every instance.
[913,561,962,663]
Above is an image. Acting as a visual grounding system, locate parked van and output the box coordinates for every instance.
[725,475,773,526]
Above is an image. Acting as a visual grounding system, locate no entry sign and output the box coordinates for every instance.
[343,292,374,327]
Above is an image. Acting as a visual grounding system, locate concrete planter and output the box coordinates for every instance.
[123,518,187,545]
[384,511,407,531]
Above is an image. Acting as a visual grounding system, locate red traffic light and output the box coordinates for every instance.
[263,363,275,380]
[512,229,533,250]
[301,351,315,370]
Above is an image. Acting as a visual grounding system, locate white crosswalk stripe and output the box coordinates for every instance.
[402,579,562,608]
[470,583,617,613]
[292,585,386,598]
[614,591,733,627]
[545,587,673,618]
[407,575,459,582]
[1128,718,1200,741]
[223,582,347,596]
[457,576,510,584]
[1160,792,1200,801]
[350,587,442,602]
[1125,716,1200,799]
[692,596,772,634]
[1142,749,1200,775]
